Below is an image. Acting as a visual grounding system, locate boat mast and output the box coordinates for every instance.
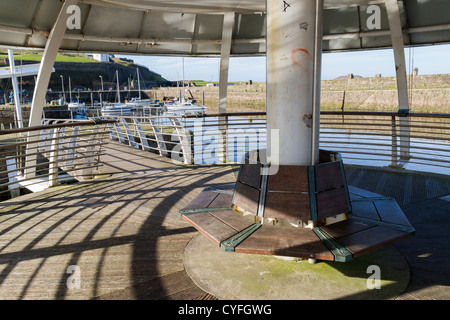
[182,56,185,103]
[69,76,72,103]
[137,68,141,100]
[116,70,120,103]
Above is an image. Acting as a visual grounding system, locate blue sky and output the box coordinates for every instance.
[120,43,450,82]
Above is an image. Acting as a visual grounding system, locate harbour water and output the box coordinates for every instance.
[175,116,450,176]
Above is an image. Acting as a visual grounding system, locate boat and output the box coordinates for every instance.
[164,98,207,116]
[162,57,207,116]
[67,77,86,112]
[68,101,88,119]
[68,101,86,110]
[101,70,133,116]
[101,103,133,116]
[125,97,159,108]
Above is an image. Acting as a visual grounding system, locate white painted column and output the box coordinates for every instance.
[266,0,321,165]
[385,0,410,160]
[218,12,235,163]
[218,12,235,113]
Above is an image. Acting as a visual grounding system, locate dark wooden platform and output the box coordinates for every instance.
[181,184,415,262]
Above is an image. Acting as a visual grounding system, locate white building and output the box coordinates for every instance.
[92,54,112,62]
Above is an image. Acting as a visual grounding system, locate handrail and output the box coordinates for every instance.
[183,110,450,119]
[0,119,112,199]
[0,118,117,135]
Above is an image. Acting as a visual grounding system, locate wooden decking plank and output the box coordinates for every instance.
[348,185,382,198]
[233,182,260,214]
[264,192,311,221]
[336,225,410,258]
[315,161,344,192]
[266,165,309,192]
[374,199,413,227]
[208,210,255,231]
[182,211,238,245]
[234,225,335,261]
[239,163,262,189]
[316,187,349,219]
[180,190,218,212]
[207,192,233,210]
[350,200,381,221]
[320,219,376,239]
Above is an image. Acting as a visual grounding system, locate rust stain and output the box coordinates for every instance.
[291,48,310,71]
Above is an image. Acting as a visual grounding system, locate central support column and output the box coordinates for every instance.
[266,0,321,166]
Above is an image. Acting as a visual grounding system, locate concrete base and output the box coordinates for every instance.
[184,234,410,300]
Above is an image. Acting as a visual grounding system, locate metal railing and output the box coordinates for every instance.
[0,118,115,199]
[101,112,267,165]
[2,110,448,199]
[102,110,450,176]
[320,111,450,175]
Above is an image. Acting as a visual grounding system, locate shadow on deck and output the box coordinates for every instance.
[0,140,449,300]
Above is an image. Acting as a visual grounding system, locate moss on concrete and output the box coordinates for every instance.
[184,234,410,300]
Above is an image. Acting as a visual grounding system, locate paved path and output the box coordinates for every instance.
[0,140,449,299]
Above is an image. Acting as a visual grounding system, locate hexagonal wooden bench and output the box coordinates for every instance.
[180,151,414,262]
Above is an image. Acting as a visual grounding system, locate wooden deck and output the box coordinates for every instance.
[0,141,237,299]
[0,140,449,299]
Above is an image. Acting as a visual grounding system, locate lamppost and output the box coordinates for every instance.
[99,75,104,106]
[99,75,104,91]
[60,75,65,103]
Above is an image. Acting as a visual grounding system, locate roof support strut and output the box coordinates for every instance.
[218,12,235,113]
[7,50,24,129]
[385,0,410,160]
[25,0,79,178]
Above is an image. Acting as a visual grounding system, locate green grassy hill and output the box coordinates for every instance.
[0,52,97,64]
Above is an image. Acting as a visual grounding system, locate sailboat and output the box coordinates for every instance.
[66,76,87,119]
[125,68,160,109]
[101,70,133,116]
[163,57,207,116]
[164,98,206,116]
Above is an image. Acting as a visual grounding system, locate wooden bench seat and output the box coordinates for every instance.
[180,184,415,262]
[179,186,234,214]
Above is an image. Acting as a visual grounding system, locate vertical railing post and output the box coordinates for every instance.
[81,125,100,179]
[48,128,61,187]
[223,115,228,163]
[399,113,411,160]
[391,115,398,167]
[121,118,138,149]
[65,126,80,169]
[113,121,126,144]
[170,117,192,164]
[133,118,150,151]
[150,117,168,156]
[6,156,20,198]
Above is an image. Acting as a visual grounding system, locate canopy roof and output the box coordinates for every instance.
[0,0,449,56]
